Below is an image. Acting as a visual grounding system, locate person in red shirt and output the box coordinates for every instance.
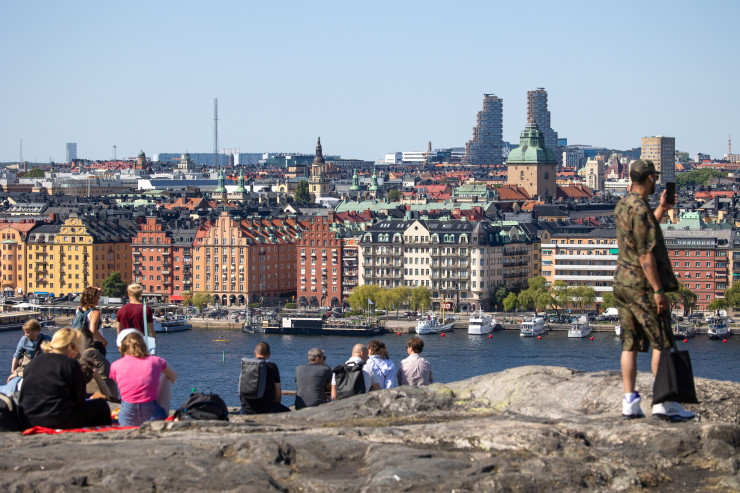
[115,283,155,340]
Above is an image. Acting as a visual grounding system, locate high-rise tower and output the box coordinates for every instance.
[526,88,560,165]
[641,136,675,184]
[506,118,558,198]
[66,143,77,163]
[462,94,504,166]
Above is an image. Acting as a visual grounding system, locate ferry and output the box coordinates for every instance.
[416,313,455,334]
[154,314,192,333]
[519,316,546,337]
[254,316,387,336]
[568,315,592,338]
[707,315,732,340]
[673,323,696,339]
[468,309,495,335]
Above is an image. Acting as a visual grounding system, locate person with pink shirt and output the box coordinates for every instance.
[110,329,177,426]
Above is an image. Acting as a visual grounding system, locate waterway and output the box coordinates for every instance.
[2,327,738,409]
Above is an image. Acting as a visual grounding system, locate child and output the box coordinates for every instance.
[8,319,48,381]
[110,329,177,426]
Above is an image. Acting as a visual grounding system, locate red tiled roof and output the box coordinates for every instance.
[496,185,531,201]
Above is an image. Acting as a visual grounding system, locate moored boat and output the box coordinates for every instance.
[520,316,546,337]
[567,315,591,338]
[416,313,455,334]
[707,315,732,340]
[673,323,696,339]
[154,315,192,333]
[468,309,495,335]
[255,316,387,336]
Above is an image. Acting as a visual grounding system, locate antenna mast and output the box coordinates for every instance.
[19,138,23,163]
[113,145,117,161]
[213,98,219,168]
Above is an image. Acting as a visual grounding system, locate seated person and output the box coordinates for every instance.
[295,348,331,409]
[19,328,111,430]
[8,319,48,382]
[239,342,290,414]
[110,329,177,426]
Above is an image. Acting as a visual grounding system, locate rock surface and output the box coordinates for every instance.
[2,366,739,492]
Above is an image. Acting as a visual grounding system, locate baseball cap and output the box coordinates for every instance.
[116,328,141,348]
[631,159,659,176]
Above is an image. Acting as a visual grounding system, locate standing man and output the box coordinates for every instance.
[330,344,379,400]
[294,348,332,409]
[614,159,694,421]
[115,283,155,340]
[397,337,433,387]
[239,342,289,414]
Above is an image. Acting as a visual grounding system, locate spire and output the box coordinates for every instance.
[235,168,246,193]
[313,136,325,165]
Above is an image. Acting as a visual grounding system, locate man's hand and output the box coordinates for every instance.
[654,292,668,314]
[659,190,674,211]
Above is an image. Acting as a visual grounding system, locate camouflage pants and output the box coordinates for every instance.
[613,283,671,352]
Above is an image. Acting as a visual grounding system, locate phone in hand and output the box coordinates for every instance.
[665,182,675,205]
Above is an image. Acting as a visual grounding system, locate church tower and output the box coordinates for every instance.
[506,118,558,198]
[308,137,331,200]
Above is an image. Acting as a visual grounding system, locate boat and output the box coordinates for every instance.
[568,315,592,338]
[614,324,621,337]
[519,316,546,337]
[154,314,192,333]
[673,323,696,339]
[255,316,387,336]
[416,313,455,334]
[707,315,732,340]
[468,309,495,335]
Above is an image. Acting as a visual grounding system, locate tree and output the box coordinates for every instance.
[706,298,727,312]
[294,179,311,203]
[725,283,740,310]
[552,281,573,313]
[600,291,616,310]
[503,292,519,313]
[387,190,402,202]
[23,168,45,178]
[191,292,212,313]
[410,286,431,313]
[572,286,596,312]
[666,291,682,314]
[101,272,126,297]
[347,284,381,313]
[493,286,509,310]
[393,286,412,311]
[181,290,194,306]
[678,283,698,315]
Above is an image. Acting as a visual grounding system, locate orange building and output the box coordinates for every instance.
[296,218,344,308]
[193,212,307,306]
[0,220,38,296]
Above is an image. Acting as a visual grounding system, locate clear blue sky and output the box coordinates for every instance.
[1,1,737,163]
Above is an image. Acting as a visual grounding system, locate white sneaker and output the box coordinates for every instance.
[652,401,695,421]
[622,394,644,419]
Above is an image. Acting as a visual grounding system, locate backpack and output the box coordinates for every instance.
[332,361,367,399]
[173,393,228,421]
[71,308,95,345]
[239,358,268,400]
[0,393,23,432]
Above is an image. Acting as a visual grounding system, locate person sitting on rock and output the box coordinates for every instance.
[295,348,332,410]
[367,339,396,389]
[239,342,290,414]
[19,328,112,430]
[110,329,178,426]
[397,337,433,387]
[330,344,380,401]
[8,319,48,383]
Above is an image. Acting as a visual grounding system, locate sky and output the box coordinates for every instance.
[1,1,738,163]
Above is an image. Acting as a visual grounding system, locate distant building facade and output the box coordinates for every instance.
[66,143,77,163]
[463,94,504,166]
[527,88,560,165]
[641,136,676,184]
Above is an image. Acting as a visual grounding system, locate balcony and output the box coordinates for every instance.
[132,251,141,256]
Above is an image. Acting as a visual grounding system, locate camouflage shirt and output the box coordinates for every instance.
[614,192,673,290]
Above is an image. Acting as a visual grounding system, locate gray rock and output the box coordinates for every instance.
[2,366,739,492]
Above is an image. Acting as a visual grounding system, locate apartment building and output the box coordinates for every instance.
[295,218,344,308]
[0,220,38,296]
[359,219,530,311]
[540,230,618,305]
[26,224,61,297]
[462,94,504,166]
[641,136,676,184]
[527,88,560,165]
[192,212,306,306]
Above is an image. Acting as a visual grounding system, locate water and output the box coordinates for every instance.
[2,327,738,409]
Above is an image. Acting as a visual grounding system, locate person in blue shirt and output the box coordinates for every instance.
[8,319,47,383]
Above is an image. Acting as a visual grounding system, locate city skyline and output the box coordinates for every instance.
[1,1,738,163]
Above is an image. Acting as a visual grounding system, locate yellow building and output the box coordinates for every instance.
[26,214,138,297]
[0,220,37,296]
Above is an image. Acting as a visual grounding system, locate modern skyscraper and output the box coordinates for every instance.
[66,143,77,163]
[463,94,503,166]
[641,136,675,184]
[526,88,560,164]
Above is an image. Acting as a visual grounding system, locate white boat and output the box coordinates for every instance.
[568,315,592,338]
[416,313,455,334]
[707,315,732,340]
[614,324,621,337]
[154,314,192,333]
[519,316,546,337]
[468,309,495,335]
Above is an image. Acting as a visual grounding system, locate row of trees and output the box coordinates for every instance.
[346,285,432,315]
[501,277,597,314]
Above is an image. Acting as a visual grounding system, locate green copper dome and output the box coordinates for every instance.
[506,121,558,165]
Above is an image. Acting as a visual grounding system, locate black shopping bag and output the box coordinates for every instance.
[652,317,699,405]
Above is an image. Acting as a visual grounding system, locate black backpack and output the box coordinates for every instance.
[173,393,229,421]
[239,358,268,400]
[0,394,23,432]
[332,361,367,399]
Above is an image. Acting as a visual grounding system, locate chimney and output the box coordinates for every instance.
[427,141,432,153]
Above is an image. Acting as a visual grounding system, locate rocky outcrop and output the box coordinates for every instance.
[2,366,739,492]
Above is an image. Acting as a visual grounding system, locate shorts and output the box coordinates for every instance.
[613,282,672,352]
